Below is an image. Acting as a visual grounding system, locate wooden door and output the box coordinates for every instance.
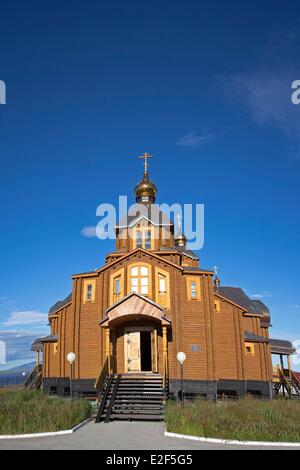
[126,331,141,372]
[151,329,158,373]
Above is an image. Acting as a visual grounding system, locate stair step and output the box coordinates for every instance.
[96,373,166,423]
[113,399,164,404]
[108,413,164,421]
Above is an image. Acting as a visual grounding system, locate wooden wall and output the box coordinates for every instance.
[43,250,272,385]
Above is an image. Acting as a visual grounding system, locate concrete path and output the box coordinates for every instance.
[0,421,298,450]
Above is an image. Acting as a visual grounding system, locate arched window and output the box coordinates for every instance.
[130,265,149,296]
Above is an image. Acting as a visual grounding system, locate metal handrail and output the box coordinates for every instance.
[95,375,113,423]
[105,375,121,423]
[94,357,109,395]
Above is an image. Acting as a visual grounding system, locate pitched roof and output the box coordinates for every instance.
[49,294,72,315]
[159,246,199,260]
[215,287,265,314]
[270,338,296,355]
[244,331,269,343]
[73,247,184,279]
[116,203,174,230]
[31,334,58,351]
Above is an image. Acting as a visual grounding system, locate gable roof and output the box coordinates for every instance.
[101,292,171,327]
[72,248,184,279]
[116,203,174,231]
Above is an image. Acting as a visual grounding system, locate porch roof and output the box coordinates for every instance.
[100,292,171,327]
[270,338,296,356]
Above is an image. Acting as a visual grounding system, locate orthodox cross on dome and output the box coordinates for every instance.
[175,213,183,233]
[213,266,218,276]
[138,152,153,176]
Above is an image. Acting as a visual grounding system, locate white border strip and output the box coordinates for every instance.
[165,431,300,448]
[0,418,91,440]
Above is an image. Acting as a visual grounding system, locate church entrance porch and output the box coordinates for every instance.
[124,327,158,373]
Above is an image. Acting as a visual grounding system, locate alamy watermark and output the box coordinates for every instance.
[291,80,300,105]
[94,196,205,250]
[0,80,6,104]
[0,340,6,365]
[292,340,300,366]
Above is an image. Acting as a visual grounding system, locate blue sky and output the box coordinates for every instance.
[0,0,300,370]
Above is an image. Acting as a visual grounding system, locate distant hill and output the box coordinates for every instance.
[0,362,35,376]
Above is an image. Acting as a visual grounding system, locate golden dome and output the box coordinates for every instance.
[135,173,157,203]
[174,233,187,248]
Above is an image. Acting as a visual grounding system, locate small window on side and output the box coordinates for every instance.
[190,281,197,299]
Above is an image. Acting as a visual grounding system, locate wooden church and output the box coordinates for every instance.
[29,154,299,419]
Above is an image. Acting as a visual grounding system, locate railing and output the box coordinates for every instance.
[278,367,292,397]
[163,353,169,401]
[94,357,109,397]
[95,375,113,423]
[24,366,38,389]
[105,375,121,423]
[291,370,300,387]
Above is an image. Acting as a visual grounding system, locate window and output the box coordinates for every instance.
[245,342,255,357]
[86,284,93,301]
[133,227,154,250]
[155,267,170,309]
[144,230,152,249]
[186,276,201,301]
[190,281,197,299]
[214,300,221,313]
[130,265,149,296]
[159,274,167,293]
[136,231,143,248]
[83,279,96,303]
[114,277,121,303]
[110,268,124,306]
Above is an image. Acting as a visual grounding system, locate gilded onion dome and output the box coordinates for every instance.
[135,173,157,203]
[174,232,187,248]
[135,152,157,203]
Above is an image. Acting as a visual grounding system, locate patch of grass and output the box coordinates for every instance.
[0,389,92,435]
[165,398,300,442]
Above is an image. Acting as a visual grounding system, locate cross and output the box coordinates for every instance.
[213,266,219,276]
[175,214,183,231]
[138,152,153,175]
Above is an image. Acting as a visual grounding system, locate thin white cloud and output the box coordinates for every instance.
[251,292,273,299]
[177,130,214,148]
[0,311,48,327]
[81,225,97,238]
[218,25,300,160]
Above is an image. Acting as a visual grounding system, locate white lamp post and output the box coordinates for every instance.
[177,352,186,407]
[67,352,76,400]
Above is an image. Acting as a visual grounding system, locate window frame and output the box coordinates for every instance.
[127,262,152,298]
[155,267,170,309]
[83,279,96,303]
[110,268,125,306]
[186,276,201,301]
[132,226,155,250]
[245,342,255,357]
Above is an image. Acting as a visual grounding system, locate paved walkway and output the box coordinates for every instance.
[0,421,298,450]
